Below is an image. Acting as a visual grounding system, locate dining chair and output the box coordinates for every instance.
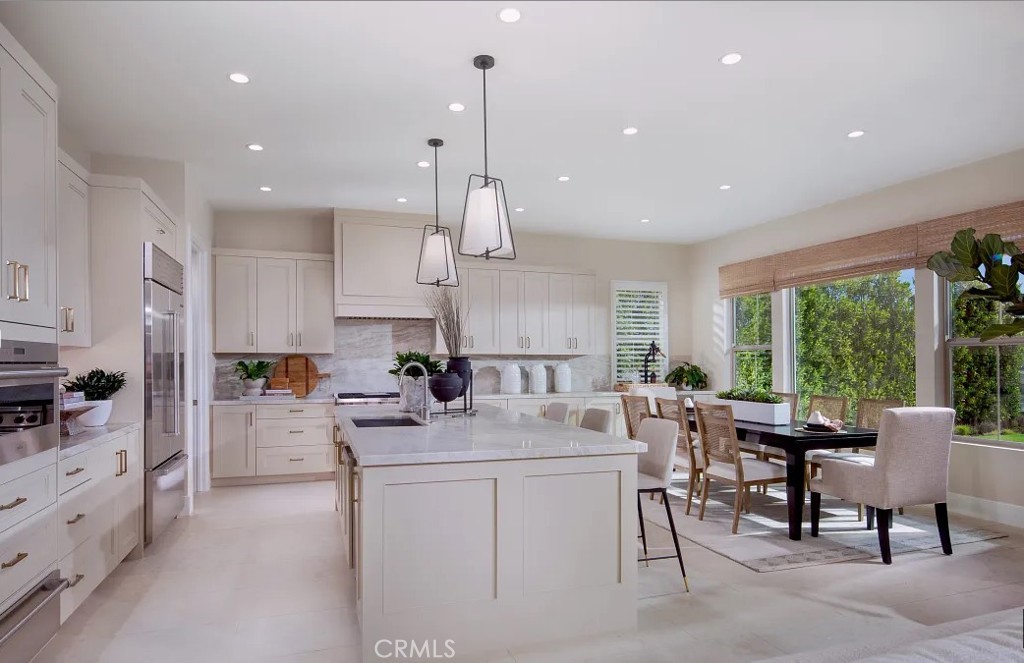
[543,401,571,424]
[807,394,849,422]
[621,395,651,440]
[810,407,956,564]
[694,402,787,534]
[635,417,689,591]
[579,407,613,434]
[773,392,800,421]
[655,397,704,515]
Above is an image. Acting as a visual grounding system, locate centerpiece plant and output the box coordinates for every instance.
[424,288,472,400]
[715,387,783,404]
[62,368,127,427]
[665,362,709,390]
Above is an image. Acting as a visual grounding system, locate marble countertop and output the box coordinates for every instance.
[60,422,141,460]
[212,397,336,405]
[337,404,644,467]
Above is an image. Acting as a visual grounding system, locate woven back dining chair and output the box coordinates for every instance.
[655,397,704,515]
[621,395,651,440]
[773,392,800,421]
[856,398,904,430]
[808,394,849,422]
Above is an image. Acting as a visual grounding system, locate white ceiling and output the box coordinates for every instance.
[2,1,1023,243]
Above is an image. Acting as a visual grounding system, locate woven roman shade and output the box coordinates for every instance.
[917,200,1024,262]
[718,256,774,297]
[773,226,919,289]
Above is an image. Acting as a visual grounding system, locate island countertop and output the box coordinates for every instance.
[336,404,644,467]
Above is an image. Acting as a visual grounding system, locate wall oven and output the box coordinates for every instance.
[0,340,64,468]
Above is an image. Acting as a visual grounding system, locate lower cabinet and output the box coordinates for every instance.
[212,404,335,479]
[485,396,628,437]
[212,404,256,478]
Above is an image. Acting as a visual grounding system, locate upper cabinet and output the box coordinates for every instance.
[296,260,335,354]
[549,273,595,354]
[0,44,57,331]
[213,255,257,353]
[256,258,297,354]
[58,155,92,347]
[142,195,176,260]
[499,271,549,355]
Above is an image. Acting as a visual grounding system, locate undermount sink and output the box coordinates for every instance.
[351,416,425,428]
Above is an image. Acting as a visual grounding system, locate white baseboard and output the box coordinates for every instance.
[948,492,1024,530]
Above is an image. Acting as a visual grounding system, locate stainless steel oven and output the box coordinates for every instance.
[0,340,65,468]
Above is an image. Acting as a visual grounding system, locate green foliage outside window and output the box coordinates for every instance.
[733,294,772,391]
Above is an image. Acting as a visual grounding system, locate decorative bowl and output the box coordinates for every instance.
[429,373,463,403]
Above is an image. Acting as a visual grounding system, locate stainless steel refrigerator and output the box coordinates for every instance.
[143,242,187,544]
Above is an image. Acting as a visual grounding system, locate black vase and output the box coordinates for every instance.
[446,356,472,398]
[429,373,463,403]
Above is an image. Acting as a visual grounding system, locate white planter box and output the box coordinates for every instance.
[708,397,790,426]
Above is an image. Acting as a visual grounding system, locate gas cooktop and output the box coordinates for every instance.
[335,392,400,405]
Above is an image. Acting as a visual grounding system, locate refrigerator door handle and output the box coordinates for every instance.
[170,311,181,437]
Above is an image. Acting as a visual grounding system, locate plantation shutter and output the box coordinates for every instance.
[613,282,668,383]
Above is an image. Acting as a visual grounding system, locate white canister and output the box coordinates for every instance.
[500,363,522,394]
[554,362,572,393]
[529,364,548,394]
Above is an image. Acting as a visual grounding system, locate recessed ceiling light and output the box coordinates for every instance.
[228,72,250,84]
[247,143,263,151]
[719,184,732,190]
[417,161,430,168]
[396,197,407,203]
[498,8,521,23]
[259,186,272,192]
[640,218,651,224]
[847,130,866,138]
[557,176,570,182]
[514,207,524,212]
[448,102,465,112]
[720,53,742,65]
[622,127,638,136]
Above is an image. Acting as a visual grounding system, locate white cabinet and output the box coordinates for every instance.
[57,157,92,346]
[549,273,595,355]
[297,259,334,353]
[505,398,547,418]
[142,195,177,259]
[111,429,142,563]
[213,255,257,352]
[0,46,57,330]
[499,271,549,354]
[571,274,596,354]
[464,268,501,355]
[211,405,256,479]
[256,257,297,353]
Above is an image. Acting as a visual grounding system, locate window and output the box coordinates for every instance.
[732,294,772,391]
[948,282,1024,444]
[612,281,668,383]
[794,269,916,422]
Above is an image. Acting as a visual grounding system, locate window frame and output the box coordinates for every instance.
[729,293,773,390]
[610,280,669,385]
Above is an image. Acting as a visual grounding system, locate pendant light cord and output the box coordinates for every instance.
[482,66,489,183]
[433,142,440,232]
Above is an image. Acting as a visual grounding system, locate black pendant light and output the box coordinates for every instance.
[458,54,516,260]
[416,138,459,287]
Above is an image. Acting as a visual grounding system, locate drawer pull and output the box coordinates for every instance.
[67,513,86,525]
[69,573,85,587]
[288,409,304,413]
[1,552,27,569]
[288,457,304,462]
[288,430,303,434]
[66,467,86,477]
[0,496,26,511]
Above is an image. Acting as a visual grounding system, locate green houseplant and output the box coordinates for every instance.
[234,360,274,396]
[713,387,787,425]
[63,369,127,427]
[388,351,443,377]
[665,362,709,390]
[715,387,783,404]
[390,351,443,413]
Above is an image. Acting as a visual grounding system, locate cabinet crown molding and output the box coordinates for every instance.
[213,247,332,261]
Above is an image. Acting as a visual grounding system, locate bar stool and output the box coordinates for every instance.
[636,417,690,592]
[543,401,571,424]
[579,407,613,433]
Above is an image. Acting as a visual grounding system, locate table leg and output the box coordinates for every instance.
[786,451,806,540]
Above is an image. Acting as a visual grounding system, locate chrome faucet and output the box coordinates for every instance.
[397,361,431,423]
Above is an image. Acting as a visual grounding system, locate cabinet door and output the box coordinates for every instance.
[571,274,596,354]
[212,405,256,478]
[498,270,523,354]
[296,260,334,354]
[256,258,297,353]
[464,268,500,355]
[548,273,573,355]
[113,430,142,563]
[506,398,547,418]
[142,196,176,259]
[0,51,57,328]
[523,272,549,355]
[214,255,257,352]
[57,163,91,347]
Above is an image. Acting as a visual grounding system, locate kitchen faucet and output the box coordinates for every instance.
[397,361,431,423]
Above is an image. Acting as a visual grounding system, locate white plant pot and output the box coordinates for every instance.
[242,378,267,396]
[709,397,791,426]
[78,400,113,427]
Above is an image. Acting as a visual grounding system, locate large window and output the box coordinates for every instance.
[612,281,668,383]
[794,269,917,422]
[949,282,1024,444]
[732,294,772,391]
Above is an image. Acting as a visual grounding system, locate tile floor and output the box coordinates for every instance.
[32,480,1024,662]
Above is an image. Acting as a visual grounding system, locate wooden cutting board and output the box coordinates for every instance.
[272,355,328,398]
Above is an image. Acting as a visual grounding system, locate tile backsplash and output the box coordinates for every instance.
[213,319,614,400]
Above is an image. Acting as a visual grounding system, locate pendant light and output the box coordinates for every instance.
[458,54,516,260]
[416,138,460,287]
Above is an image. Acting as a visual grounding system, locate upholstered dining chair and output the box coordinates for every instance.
[773,392,800,421]
[621,395,651,440]
[809,407,956,564]
[655,397,704,515]
[579,407,613,434]
[635,417,689,591]
[543,401,571,424]
[807,394,849,422]
[694,402,787,534]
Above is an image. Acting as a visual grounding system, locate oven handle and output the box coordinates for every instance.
[0,368,69,381]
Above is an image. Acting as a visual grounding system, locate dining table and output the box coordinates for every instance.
[687,416,879,540]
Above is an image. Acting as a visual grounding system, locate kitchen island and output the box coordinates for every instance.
[334,404,645,660]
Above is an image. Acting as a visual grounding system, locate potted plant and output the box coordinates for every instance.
[711,387,789,425]
[425,288,472,397]
[389,351,443,413]
[665,362,709,390]
[235,360,274,396]
[62,368,127,427]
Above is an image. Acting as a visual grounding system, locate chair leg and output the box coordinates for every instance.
[662,489,690,592]
[866,505,875,530]
[877,508,893,564]
[858,503,864,522]
[935,502,953,555]
[698,476,710,521]
[637,493,649,566]
[731,486,743,534]
[744,486,751,514]
[685,468,696,516]
[660,492,665,505]
[898,507,904,516]
[810,491,821,537]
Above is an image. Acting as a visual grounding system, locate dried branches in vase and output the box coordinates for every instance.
[425,287,466,357]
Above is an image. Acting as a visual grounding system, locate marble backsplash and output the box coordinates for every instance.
[213,319,614,400]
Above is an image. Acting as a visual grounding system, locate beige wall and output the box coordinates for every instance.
[214,209,334,253]
[58,124,91,170]
[90,153,186,218]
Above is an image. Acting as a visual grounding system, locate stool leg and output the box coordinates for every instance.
[866,505,875,530]
[877,508,893,564]
[810,491,821,537]
[637,492,649,566]
[662,488,689,592]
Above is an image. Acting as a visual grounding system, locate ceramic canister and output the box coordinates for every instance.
[529,364,548,394]
[500,363,522,394]
[554,362,572,393]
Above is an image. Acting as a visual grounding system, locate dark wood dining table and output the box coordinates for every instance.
[687,417,879,540]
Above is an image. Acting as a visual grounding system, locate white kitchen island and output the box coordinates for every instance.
[335,404,645,661]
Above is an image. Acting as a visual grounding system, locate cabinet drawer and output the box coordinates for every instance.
[59,534,108,623]
[0,504,57,607]
[58,453,95,495]
[0,465,56,536]
[256,418,332,448]
[256,445,334,476]
[257,403,334,420]
[57,480,106,559]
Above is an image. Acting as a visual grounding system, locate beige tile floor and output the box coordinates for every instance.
[32,480,1024,663]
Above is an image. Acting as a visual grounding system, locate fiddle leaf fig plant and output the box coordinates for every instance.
[927,228,1024,340]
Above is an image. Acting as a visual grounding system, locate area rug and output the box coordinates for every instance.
[641,480,1007,572]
